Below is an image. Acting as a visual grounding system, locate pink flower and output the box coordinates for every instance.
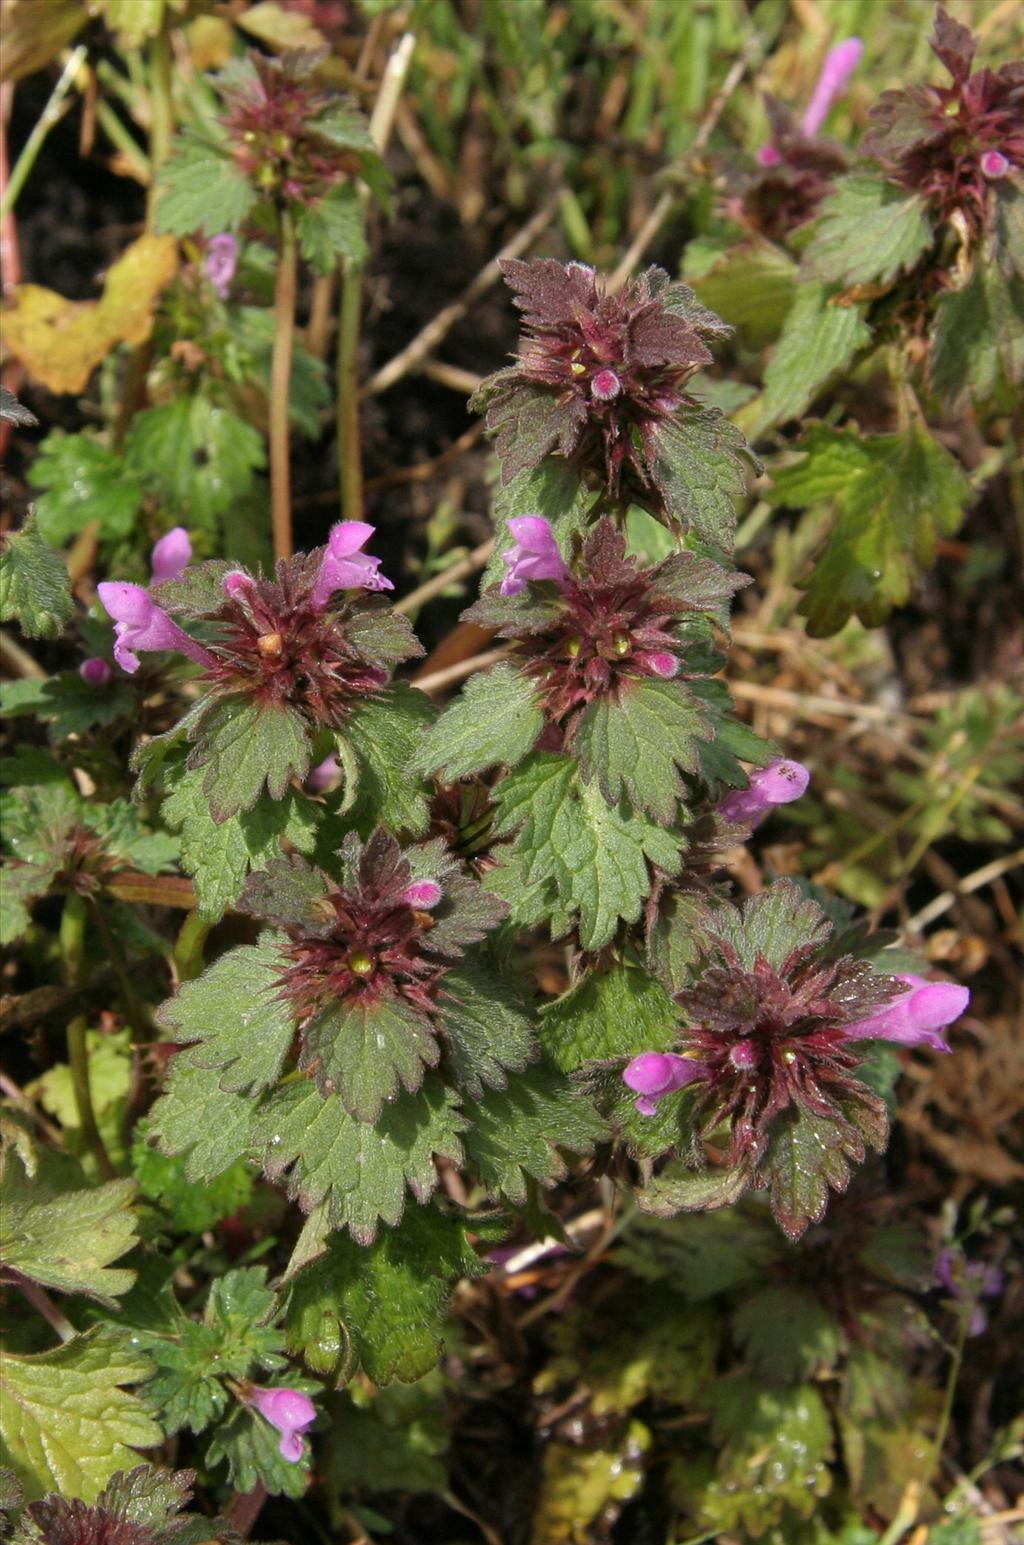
[623,1051,711,1116]
[205,233,239,300]
[247,1386,317,1463]
[150,527,192,585]
[757,144,783,168]
[980,150,1010,179]
[311,521,393,609]
[307,753,341,793]
[79,657,113,687]
[842,973,969,1053]
[500,516,570,597]
[717,758,810,829]
[402,879,443,909]
[97,582,216,674]
[801,38,864,137]
[636,650,680,679]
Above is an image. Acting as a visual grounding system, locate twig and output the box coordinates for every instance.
[0,46,87,221]
[270,207,298,560]
[411,646,510,697]
[394,538,494,615]
[728,678,923,726]
[420,358,483,394]
[365,421,483,490]
[6,1270,77,1343]
[608,29,763,292]
[0,627,48,678]
[362,194,560,398]
[903,847,1024,934]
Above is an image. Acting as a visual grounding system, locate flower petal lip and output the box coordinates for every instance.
[311,521,394,608]
[150,526,192,585]
[248,1386,316,1463]
[717,758,810,827]
[980,150,1010,178]
[499,515,570,597]
[97,581,216,674]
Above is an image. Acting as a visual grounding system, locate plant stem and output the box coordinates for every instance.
[61,894,117,1180]
[0,45,87,221]
[7,1270,77,1343]
[174,908,211,982]
[926,1307,971,1497]
[337,257,365,524]
[86,896,150,1043]
[271,206,298,562]
[146,23,174,226]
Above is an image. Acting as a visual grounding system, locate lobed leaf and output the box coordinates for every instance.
[574,677,713,823]
[460,1063,608,1203]
[806,176,934,289]
[414,663,544,780]
[0,515,74,641]
[754,281,871,431]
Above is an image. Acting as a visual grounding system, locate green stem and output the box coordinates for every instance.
[926,1307,971,1497]
[271,207,298,562]
[146,24,174,227]
[61,895,117,1180]
[0,46,87,221]
[87,895,150,1043]
[337,258,365,524]
[174,908,211,982]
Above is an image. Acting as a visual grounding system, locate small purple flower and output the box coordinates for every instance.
[150,526,192,585]
[842,973,969,1053]
[935,1246,1004,1336]
[500,516,571,598]
[980,150,1010,179]
[800,38,864,138]
[757,144,783,168]
[310,521,393,610]
[591,368,622,402]
[623,1051,711,1116]
[247,1386,316,1463]
[79,657,113,687]
[402,879,443,909]
[717,758,810,829]
[205,233,239,300]
[307,753,342,793]
[97,582,216,675]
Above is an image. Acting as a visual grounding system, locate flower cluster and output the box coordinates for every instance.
[862,6,1024,240]
[467,516,746,731]
[471,259,730,510]
[98,522,416,729]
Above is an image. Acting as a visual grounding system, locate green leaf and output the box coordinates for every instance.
[324,1378,449,1497]
[763,1104,868,1240]
[414,664,544,780]
[930,261,1024,405]
[614,1209,783,1300]
[772,423,972,635]
[688,678,778,794]
[646,887,719,992]
[689,240,798,349]
[147,1061,257,1184]
[0,1328,162,1503]
[538,963,677,1074]
[156,934,295,1094]
[154,128,256,237]
[286,1204,485,1383]
[344,683,435,836]
[302,994,440,1122]
[638,1159,752,1218]
[807,176,934,288]
[132,1123,253,1233]
[700,1375,834,1532]
[0,514,73,640]
[0,1145,138,1307]
[460,1063,607,1203]
[733,1286,842,1384]
[0,863,55,945]
[437,959,536,1097]
[0,671,135,740]
[27,431,146,545]
[10,1463,229,1545]
[708,880,830,971]
[651,408,755,546]
[491,753,684,951]
[188,695,311,823]
[295,184,367,274]
[574,677,713,823]
[204,1399,310,1498]
[754,281,871,430]
[255,1077,466,1243]
[125,396,265,530]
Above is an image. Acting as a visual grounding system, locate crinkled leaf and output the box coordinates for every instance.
[204,1400,310,1498]
[687,678,778,794]
[574,677,713,823]
[0,670,134,739]
[11,1462,232,1545]
[733,1286,843,1384]
[28,431,146,545]
[147,1061,257,1184]
[125,396,265,530]
[255,1077,466,1243]
[0,862,56,945]
[437,959,536,1097]
[651,409,755,546]
[754,281,871,430]
[460,1063,607,1204]
[709,880,831,972]
[491,753,684,951]
[132,1123,253,1233]
[638,1160,752,1218]
[301,994,439,1121]
[930,261,1024,405]
[763,1104,868,1240]
[286,1204,485,1384]
[155,127,256,236]
[156,934,295,1094]
[296,183,367,274]
[344,683,435,836]
[414,663,544,780]
[187,695,311,823]
[646,888,717,992]
[0,1329,162,1503]
[0,514,73,640]
[806,176,934,288]
[539,963,677,1074]
[689,240,798,349]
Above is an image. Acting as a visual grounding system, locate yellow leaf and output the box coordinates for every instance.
[0,0,86,84]
[237,0,326,51]
[1,234,178,395]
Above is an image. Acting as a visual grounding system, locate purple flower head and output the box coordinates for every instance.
[248,1386,316,1463]
[935,1246,1004,1336]
[205,233,239,300]
[718,758,810,829]
[801,38,865,138]
[97,582,216,675]
[500,516,571,597]
[623,1051,710,1116]
[842,973,969,1053]
[402,879,443,909]
[79,656,112,687]
[150,526,193,585]
[311,521,393,610]
[757,143,784,168]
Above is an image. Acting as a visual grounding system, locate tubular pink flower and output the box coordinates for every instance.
[248,1386,316,1463]
[223,570,255,599]
[980,150,1010,179]
[150,527,192,585]
[97,582,216,675]
[79,657,112,686]
[842,973,969,1053]
[500,516,570,597]
[311,521,393,609]
[205,233,239,300]
[402,879,443,909]
[717,758,810,829]
[801,38,864,138]
[623,1051,711,1116]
